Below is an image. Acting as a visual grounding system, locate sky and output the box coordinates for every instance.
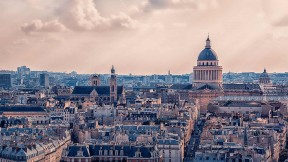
[0,0,287,75]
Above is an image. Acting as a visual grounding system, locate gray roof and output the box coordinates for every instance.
[66,144,158,158]
[170,84,192,90]
[223,84,261,91]
[157,139,179,145]
[0,106,46,113]
[193,84,222,91]
[219,101,262,107]
[72,86,123,95]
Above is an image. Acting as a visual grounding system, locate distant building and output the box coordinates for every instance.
[39,73,49,87]
[61,144,162,162]
[90,74,101,86]
[193,35,223,89]
[157,138,184,162]
[17,65,30,77]
[0,73,12,89]
[169,36,263,113]
[71,66,125,106]
[259,68,271,84]
[0,106,49,125]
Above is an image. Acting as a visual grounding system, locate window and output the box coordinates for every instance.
[110,150,113,156]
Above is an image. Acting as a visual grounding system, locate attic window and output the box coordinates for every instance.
[120,150,124,156]
[110,150,113,156]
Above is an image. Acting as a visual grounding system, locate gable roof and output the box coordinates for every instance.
[193,84,222,91]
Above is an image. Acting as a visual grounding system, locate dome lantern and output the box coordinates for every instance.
[205,34,211,49]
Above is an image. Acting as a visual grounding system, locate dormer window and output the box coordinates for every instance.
[136,152,141,157]
[120,150,124,156]
[110,150,113,156]
[104,150,108,156]
[76,150,83,157]
[135,148,141,158]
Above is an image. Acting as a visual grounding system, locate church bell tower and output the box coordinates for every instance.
[110,65,117,104]
[90,74,101,86]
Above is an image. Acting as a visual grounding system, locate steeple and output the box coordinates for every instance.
[205,34,211,48]
[110,65,117,105]
[111,65,115,74]
[264,68,267,73]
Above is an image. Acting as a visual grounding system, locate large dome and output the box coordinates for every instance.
[260,69,269,78]
[197,36,218,61]
[198,48,218,61]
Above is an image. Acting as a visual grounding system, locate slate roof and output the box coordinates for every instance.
[90,145,155,158]
[115,125,160,134]
[193,84,222,91]
[67,145,90,157]
[0,106,46,113]
[157,139,179,145]
[198,48,218,61]
[219,101,262,107]
[170,83,261,91]
[66,144,157,158]
[72,86,123,95]
[223,84,261,91]
[170,84,192,90]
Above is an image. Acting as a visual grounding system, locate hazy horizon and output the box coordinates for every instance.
[0,0,288,75]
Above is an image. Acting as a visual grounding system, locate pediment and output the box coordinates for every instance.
[90,89,98,96]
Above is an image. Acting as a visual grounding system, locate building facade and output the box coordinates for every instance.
[71,66,125,106]
[0,73,12,89]
[39,73,49,88]
[170,36,263,113]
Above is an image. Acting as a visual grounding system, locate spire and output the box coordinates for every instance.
[206,33,210,41]
[205,34,211,48]
[111,65,115,74]
[264,68,267,73]
[244,126,248,147]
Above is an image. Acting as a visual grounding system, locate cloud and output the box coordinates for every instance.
[128,0,220,14]
[21,0,140,33]
[13,39,29,45]
[133,0,206,13]
[21,19,68,33]
[274,15,288,26]
[109,13,140,30]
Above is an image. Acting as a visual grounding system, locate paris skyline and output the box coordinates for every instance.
[0,0,288,74]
